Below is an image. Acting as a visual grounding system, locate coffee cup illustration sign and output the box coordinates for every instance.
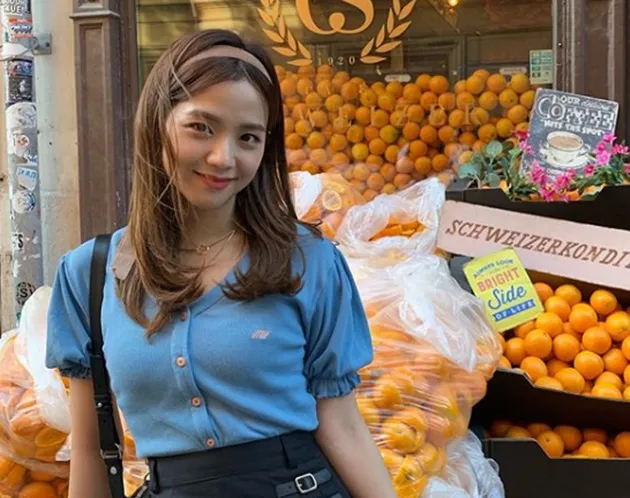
[256,0,418,67]
[523,89,619,176]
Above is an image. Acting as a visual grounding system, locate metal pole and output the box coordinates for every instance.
[1,0,43,321]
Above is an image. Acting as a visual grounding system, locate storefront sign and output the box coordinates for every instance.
[438,200,630,292]
[257,0,418,66]
[463,248,542,331]
[529,49,553,85]
[523,89,619,176]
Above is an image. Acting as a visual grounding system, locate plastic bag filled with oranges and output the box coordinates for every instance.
[0,453,69,498]
[336,178,446,264]
[0,288,70,482]
[349,254,502,497]
[121,416,148,497]
[290,171,365,240]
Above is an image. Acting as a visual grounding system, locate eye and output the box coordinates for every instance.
[186,122,212,134]
[241,133,262,144]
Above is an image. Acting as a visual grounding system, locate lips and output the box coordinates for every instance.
[194,171,234,190]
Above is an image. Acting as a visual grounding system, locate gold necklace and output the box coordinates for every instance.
[181,229,237,255]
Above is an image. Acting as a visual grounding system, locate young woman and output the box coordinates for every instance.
[46,29,396,498]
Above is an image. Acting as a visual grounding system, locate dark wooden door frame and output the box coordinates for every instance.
[71,0,138,241]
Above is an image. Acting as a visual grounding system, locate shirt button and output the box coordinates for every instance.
[191,396,202,407]
[180,311,188,321]
[176,356,186,368]
[206,438,216,449]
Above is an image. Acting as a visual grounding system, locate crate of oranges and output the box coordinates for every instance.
[344,248,502,497]
[279,62,535,202]
[481,420,630,498]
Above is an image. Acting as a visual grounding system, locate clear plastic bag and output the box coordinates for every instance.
[335,178,446,263]
[350,255,502,497]
[290,171,366,240]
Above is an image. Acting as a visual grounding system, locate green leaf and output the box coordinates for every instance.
[487,173,501,188]
[458,163,481,179]
[485,141,503,158]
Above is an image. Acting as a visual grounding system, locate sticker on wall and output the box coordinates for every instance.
[12,232,25,253]
[15,282,36,307]
[16,167,37,191]
[6,60,33,103]
[529,49,553,85]
[1,0,29,16]
[11,189,36,214]
[5,102,36,127]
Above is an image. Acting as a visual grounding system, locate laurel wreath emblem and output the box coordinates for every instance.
[257,0,418,66]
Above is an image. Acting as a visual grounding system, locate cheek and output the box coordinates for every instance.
[239,148,266,181]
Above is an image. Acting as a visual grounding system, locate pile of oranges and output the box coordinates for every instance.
[0,457,68,498]
[489,420,630,459]
[278,63,535,201]
[500,282,630,400]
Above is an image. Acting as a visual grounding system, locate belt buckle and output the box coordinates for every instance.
[295,473,318,494]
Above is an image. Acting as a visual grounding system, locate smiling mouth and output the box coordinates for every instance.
[194,171,235,189]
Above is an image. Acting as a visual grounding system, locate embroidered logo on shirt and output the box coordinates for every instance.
[251,329,270,340]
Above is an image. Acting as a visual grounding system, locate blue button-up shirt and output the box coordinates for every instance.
[46,226,373,458]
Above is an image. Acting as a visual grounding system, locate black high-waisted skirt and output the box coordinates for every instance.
[147,431,352,498]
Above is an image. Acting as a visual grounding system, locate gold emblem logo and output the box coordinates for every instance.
[257,0,417,67]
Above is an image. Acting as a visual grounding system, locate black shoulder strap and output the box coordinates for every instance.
[89,234,125,498]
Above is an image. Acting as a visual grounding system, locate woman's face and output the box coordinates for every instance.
[165,79,268,214]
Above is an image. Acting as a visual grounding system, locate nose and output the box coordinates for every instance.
[206,134,236,169]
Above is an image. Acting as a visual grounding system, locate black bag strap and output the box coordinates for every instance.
[89,233,125,498]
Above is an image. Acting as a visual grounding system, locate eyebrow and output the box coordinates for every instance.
[184,109,266,132]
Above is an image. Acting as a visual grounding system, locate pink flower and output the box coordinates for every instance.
[612,144,630,155]
[554,172,574,191]
[514,129,529,142]
[603,133,616,144]
[584,163,596,176]
[540,186,555,202]
[625,163,630,175]
[596,150,612,166]
[521,143,534,155]
[530,160,547,186]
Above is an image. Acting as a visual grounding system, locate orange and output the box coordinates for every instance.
[393,173,412,190]
[535,312,564,338]
[438,125,456,144]
[316,78,333,98]
[569,304,599,333]
[520,356,547,382]
[377,93,396,112]
[555,284,582,307]
[527,423,552,438]
[510,73,531,94]
[364,125,380,142]
[499,89,519,109]
[555,426,582,452]
[396,157,415,175]
[537,431,564,457]
[581,326,612,355]
[448,109,466,128]
[356,397,380,426]
[385,145,401,164]
[544,296,571,322]
[340,103,357,120]
[554,368,585,393]
[382,418,422,454]
[414,157,432,176]
[496,118,515,138]
[351,143,369,162]
[431,154,450,173]
[489,420,513,438]
[583,428,608,444]
[381,183,396,194]
[456,92,475,111]
[297,78,314,97]
[466,75,485,95]
[591,382,622,400]
[419,125,438,144]
[512,321,534,339]
[534,376,563,390]
[420,91,438,111]
[285,133,304,150]
[371,109,390,128]
[473,69,491,82]
[307,132,327,149]
[590,289,618,316]
[340,82,359,101]
[595,371,623,390]
[486,74,507,93]
[305,92,323,111]
[416,443,446,475]
[504,338,526,366]
[295,119,313,137]
[280,78,297,97]
[621,336,630,362]
[402,122,421,141]
[366,173,385,192]
[18,482,57,498]
[454,79,467,94]
[547,359,570,377]
[380,125,399,145]
[368,138,387,156]
[444,143,464,161]
[403,83,422,103]
[613,432,630,457]
[352,163,370,182]
[506,426,531,439]
[346,125,365,144]
[507,104,529,125]
[409,140,428,159]
[552,334,580,362]
[373,376,402,409]
[429,75,449,95]
[310,110,328,128]
[578,441,610,458]
[470,108,490,126]
[354,105,371,125]
[438,92,456,111]
[330,152,349,168]
[520,90,536,109]
[603,348,628,375]
[332,117,350,135]
[428,108,447,128]
[534,282,554,303]
[574,351,604,380]
[458,150,475,165]
[329,134,348,152]
[605,311,630,342]
[524,330,552,358]
[499,356,511,368]
[407,105,425,123]
[624,364,630,385]
[477,124,497,143]
[479,91,499,111]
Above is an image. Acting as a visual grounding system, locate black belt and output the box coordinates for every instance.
[275,469,332,497]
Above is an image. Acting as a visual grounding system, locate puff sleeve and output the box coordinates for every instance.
[45,243,94,379]
[304,248,373,399]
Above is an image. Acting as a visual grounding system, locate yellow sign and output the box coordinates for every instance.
[256,0,417,66]
[463,248,543,332]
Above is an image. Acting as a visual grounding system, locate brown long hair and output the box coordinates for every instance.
[119,29,319,336]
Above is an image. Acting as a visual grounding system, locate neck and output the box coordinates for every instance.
[183,203,238,248]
